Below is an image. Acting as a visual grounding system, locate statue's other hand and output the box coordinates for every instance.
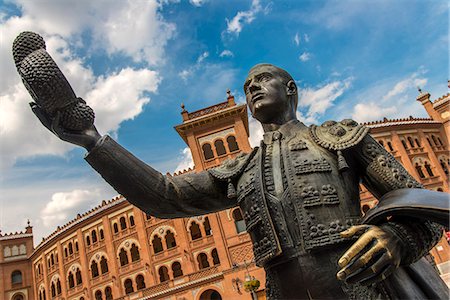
[336,225,402,285]
[30,102,101,151]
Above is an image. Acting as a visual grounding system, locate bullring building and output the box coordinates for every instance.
[1,89,449,300]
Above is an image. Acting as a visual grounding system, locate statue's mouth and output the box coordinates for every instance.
[251,93,265,103]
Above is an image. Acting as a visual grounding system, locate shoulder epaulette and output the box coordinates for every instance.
[208,147,258,181]
[208,148,258,199]
[309,119,369,171]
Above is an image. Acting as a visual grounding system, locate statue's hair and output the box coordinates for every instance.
[248,63,294,84]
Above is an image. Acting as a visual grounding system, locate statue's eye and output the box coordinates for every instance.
[259,75,271,82]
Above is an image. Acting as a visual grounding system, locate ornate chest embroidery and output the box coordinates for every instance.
[289,140,308,151]
[294,158,332,175]
[300,184,340,207]
[302,212,359,250]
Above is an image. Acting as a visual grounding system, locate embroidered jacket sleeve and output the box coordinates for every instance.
[351,133,442,265]
[85,135,237,218]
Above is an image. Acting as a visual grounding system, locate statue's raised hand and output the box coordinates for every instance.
[336,224,403,285]
[30,101,101,151]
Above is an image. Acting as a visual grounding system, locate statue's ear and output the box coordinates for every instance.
[286,80,297,96]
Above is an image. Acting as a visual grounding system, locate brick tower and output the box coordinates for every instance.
[174,90,252,171]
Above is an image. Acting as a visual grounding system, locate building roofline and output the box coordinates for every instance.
[363,116,441,129]
[31,195,126,255]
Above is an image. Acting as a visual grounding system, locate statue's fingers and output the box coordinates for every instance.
[30,102,52,130]
[359,261,395,286]
[340,225,371,238]
[337,243,384,281]
[338,231,374,268]
[347,252,392,284]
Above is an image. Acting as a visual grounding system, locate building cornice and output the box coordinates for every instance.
[31,195,126,256]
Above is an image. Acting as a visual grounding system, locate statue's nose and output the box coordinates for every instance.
[248,81,261,93]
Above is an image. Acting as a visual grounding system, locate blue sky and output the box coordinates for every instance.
[0,0,448,244]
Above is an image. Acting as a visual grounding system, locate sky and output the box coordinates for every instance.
[0,0,448,245]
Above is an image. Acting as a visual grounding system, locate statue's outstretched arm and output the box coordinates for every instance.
[337,134,442,285]
[85,135,236,218]
[15,31,235,219]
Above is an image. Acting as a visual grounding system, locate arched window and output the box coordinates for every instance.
[86,236,91,246]
[91,261,99,278]
[362,204,371,214]
[158,266,170,282]
[203,217,212,236]
[68,272,75,288]
[51,283,56,298]
[401,140,408,149]
[13,294,24,300]
[100,256,109,274]
[197,253,210,269]
[432,135,439,146]
[152,235,163,253]
[211,249,220,265]
[202,143,214,160]
[64,248,68,257]
[129,216,135,227]
[136,274,146,290]
[75,242,79,252]
[172,262,183,278]
[120,217,127,230]
[378,140,384,147]
[92,230,98,243]
[437,137,444,146]
[165,231,177,249]
[11,270,22,284]
[99,229,104,240]
[407,137,414,148]
[68,242,73,255]
[415,163,425,179]
[119,248,129,266]
[427,137,432,146]
[425,162,434,177]
[131,244,140,262]
[113,223,119,234]
[56,279,61,294]
[50,254,54,265]
[227,135,239,152]
[76,268,82,285]
[440,159,449,175]
[95,290,102,300]
[437,188,443,192]
[232,208,246,233]
[105,286,113,300]
[387,141,394,151]
[190,222,202,240]
[214,139,226,156]
[415,138,421,148]
[124,278,134,294]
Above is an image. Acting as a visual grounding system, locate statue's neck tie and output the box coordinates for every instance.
[271,131,284,199]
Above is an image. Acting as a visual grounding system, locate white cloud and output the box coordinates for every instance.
[41,189,102,228]
[189,0,207,7]
[352,102,397,123]
[9,0,176,66]
[304,33,310,42]
[248,117,264,147]
[86,68,160,134]
[174,147,194,173]
[226,0,262,35]
[382,72,427,102]
[299,52,311,62]
[197,51,209,63]
[220,50,234,57]
[298,77,353,123]
[0,2,165,170]
[294,33,300,46]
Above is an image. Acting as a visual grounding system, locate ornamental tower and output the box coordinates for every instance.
[174,90,252,171]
